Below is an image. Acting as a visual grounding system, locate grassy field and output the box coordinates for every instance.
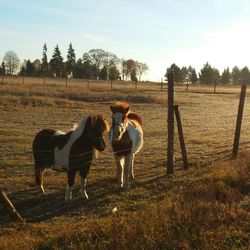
[0,78,249,249]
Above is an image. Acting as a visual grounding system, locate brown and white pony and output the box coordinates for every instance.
[109,102,143,190]
[32,115,109,202]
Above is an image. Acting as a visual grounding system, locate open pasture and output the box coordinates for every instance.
[0,80,249,249]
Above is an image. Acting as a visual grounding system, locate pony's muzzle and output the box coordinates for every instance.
[94,137,106,151]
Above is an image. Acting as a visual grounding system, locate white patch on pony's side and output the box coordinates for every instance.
[127,122,143,154]
[54,118,88,171]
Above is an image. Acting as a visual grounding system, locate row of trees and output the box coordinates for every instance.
[0,44,149,81]
[165,63,250,84]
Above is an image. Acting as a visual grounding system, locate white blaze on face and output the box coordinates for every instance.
[112,113,127,141]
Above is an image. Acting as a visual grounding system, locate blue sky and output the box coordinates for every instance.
[1,0,250,81]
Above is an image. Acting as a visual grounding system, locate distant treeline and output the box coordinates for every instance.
[1,45,250,84]
[165,63,250,85]
[0,44,149,81]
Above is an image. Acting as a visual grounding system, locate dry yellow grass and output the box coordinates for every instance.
[0,79,249,249]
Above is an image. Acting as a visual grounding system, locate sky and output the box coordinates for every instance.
[1,0,250,81]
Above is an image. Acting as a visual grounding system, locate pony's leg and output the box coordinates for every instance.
[35,166,46,195]
[65,170,77,202]
[124,154,133,190]
[130,154,135,180]
[79,164,91,200]
[114,155,124,188]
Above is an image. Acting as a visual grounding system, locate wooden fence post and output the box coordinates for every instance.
[186,79,189,92]
[214,79,216,94]
[232,85,247,158]
[161,79,163,92]
[167,72,174,174]
[0,190,24,222]
[87,80,90,88]
[174,105,189,170]
[111,80,113,90]
[65,76,68,87]
[43,72,46,86]
[22,75,25,84]
[1,75,4,85]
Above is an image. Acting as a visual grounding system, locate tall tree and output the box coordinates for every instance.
[0,61,6,75]
[49,45,63,77]
[221,67,231,84]
[240,66,250,84]
[199,62,214,84]
[109,65,120,81]
[25,60,35,76]
[73,58,84,79]
[165,63,183,82]
[137,62,149,81]
[41,43,48,76]
[99,66,108,80]
[190,68,198,83]
[181,66,188,80]
[3,51,20,75]
[131,68,138,81]
[231,66,241,84]
[83,49,119,78]
[65,43,76,77]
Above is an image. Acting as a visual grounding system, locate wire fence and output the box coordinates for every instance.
[0,78,250,177]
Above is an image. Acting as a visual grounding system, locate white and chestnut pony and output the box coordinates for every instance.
[32,115,109,202]
[109,102,143,190]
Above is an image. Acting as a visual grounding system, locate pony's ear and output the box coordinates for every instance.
[124,106,130,114]
[110,105,116,113]
[86,116,95,128]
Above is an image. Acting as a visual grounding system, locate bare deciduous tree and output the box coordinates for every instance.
[3,51,20,75]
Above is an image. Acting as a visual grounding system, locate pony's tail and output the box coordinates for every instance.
[128,112,142,126]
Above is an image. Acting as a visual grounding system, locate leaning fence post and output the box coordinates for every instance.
[174,105,189,170]
[167,72,174,174]
[0,190,24,222]
[232,84,247,158]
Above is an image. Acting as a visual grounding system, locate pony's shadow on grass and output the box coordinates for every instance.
[0,176,123,224]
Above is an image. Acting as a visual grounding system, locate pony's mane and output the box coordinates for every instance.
[73,115,109,133]
[72,117,88,139]
[128,112,142,126]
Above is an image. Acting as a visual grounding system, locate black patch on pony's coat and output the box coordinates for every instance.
[112,130,132,157]
[53,131,73,150]
[33,129,57,168]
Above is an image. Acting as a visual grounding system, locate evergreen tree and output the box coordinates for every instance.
[213,67,221,83]
[199,62,215,84]
[109,65,120,81]
[0,61,5,75]
[221,67,231,84]
[25,60,35,76]
[231,66,241,84]
[83,61,95,79]
[165,63,183,82]
[99,66,108,80]
[190,68,198,83]
[181,66,188,80]
[49,45,63,77]
[240,66,250,84]
[73,58,84,79]
[42,43,48,74]
[65,43,76,77]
